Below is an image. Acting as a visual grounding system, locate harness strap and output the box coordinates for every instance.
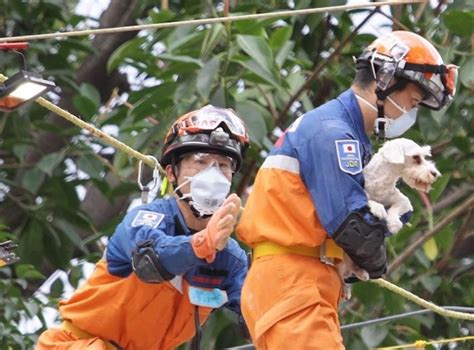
[252,239,343,265]
[61,321,118,350]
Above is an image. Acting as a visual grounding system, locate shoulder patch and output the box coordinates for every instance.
[131,210,165,229]
[335,140,362,175]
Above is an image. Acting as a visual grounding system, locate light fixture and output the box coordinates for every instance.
[0,70,56,112]
[0,41,56,112]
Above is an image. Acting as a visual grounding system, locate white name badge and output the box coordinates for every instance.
[188,286,228,308]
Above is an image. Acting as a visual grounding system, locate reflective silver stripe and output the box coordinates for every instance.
[261,155,300,174]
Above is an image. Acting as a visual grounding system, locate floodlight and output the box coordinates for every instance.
[0,70,56,112]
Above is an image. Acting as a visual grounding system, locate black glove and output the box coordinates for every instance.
[333,211,387,280]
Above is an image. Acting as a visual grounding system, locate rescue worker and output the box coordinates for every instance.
[237,31,457,349]
[37,105,250,350]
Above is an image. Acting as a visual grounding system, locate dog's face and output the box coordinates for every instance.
[379,138,441,192]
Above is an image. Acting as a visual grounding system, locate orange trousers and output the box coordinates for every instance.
[241,254,344,350]
[37,328,114,350]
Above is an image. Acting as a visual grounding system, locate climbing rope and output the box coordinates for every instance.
[0,0,422,42]
[374,335,474,349]
[0,73,163,173]
[371,279,474,321]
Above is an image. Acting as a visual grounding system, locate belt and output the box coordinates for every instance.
[253,239,343,265]
[61,321,117,350]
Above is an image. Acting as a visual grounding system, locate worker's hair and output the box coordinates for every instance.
[353,67,413,94]
[353,67,375,90]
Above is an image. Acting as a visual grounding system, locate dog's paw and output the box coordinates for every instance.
[387,216,403,234]
[341,283,352,301]
[368,200,387,220]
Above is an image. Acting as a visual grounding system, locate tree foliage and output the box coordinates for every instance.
[0,0,472,349]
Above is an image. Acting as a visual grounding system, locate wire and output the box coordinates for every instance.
[341,306,474,330]
[0,1,423,42]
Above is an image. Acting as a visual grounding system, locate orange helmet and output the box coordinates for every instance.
[160,105,250,171]
[356,31,457,110]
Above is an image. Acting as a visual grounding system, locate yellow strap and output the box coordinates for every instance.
[61,321,117,350]
[253,239,343,261]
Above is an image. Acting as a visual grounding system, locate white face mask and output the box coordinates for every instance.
[356,94,418,138]
[175,165,231,216]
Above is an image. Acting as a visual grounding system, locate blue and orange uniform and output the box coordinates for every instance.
[237,89,374,349]
[38,197,247,350]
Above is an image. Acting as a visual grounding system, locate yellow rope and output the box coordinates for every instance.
[371,279,474,321]
[0,73,163,172]
[0,0,422,42]
[374,335,474,349]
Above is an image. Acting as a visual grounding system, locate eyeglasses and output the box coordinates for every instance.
[179,152,236,175]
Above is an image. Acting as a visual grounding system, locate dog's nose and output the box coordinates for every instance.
[431,171,439,177]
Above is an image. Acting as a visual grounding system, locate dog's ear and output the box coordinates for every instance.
[406,145,431,158]
[379,141,405,164]
[421,145,432,157]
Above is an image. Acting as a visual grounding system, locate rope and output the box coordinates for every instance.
[0,0,422,42]
[371,279,474,321]
[0,73,163,172]
[374,335,474,349]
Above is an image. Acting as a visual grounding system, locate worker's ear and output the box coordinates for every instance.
[165,164,177,183]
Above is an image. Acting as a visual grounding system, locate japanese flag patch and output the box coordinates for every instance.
[335,140,362,175]
[131,210,164,229]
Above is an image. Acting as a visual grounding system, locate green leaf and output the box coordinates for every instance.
[79,83,101,109]
[429,173,450,203]
[275,41,294,68]
[443,10,474,37]
[52,218,88,254]
[234,57,281,88]
[459,58,474,89]
[37,151,65,176]
[269,25,293,50]
[197,56,220,100]
[422,237,438,261]
[76,154,104,179]
[156,53,203,68]
[235,100,269,147]
[420,274,442,293]
[201,23,226,59]
[236,34,274,72]
[21,168,45,194]
[361,325,388,348]
[107,37,147,72]
[15,264,45,280]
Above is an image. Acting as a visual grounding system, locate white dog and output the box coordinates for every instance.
[336,138,441,299]
[363,138,441,234]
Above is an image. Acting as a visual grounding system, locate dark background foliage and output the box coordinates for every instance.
[0,1,472,349]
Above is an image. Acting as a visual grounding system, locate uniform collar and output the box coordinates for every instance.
[337,89,371,146]
[168,197,194,235]
[337,89,372,165]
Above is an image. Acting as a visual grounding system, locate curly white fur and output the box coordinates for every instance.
[363,138,441,234]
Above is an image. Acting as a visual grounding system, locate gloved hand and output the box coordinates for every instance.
[191,194,241,263]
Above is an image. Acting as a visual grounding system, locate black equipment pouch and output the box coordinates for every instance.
[332,211,387,281]
[132,239,175,283]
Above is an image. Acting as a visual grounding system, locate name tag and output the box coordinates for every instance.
[188,286,228,308]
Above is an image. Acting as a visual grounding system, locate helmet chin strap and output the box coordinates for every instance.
[373,79,406,139]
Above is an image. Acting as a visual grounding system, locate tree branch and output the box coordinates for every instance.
[387,196,474,275]
[275,8,379,129]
